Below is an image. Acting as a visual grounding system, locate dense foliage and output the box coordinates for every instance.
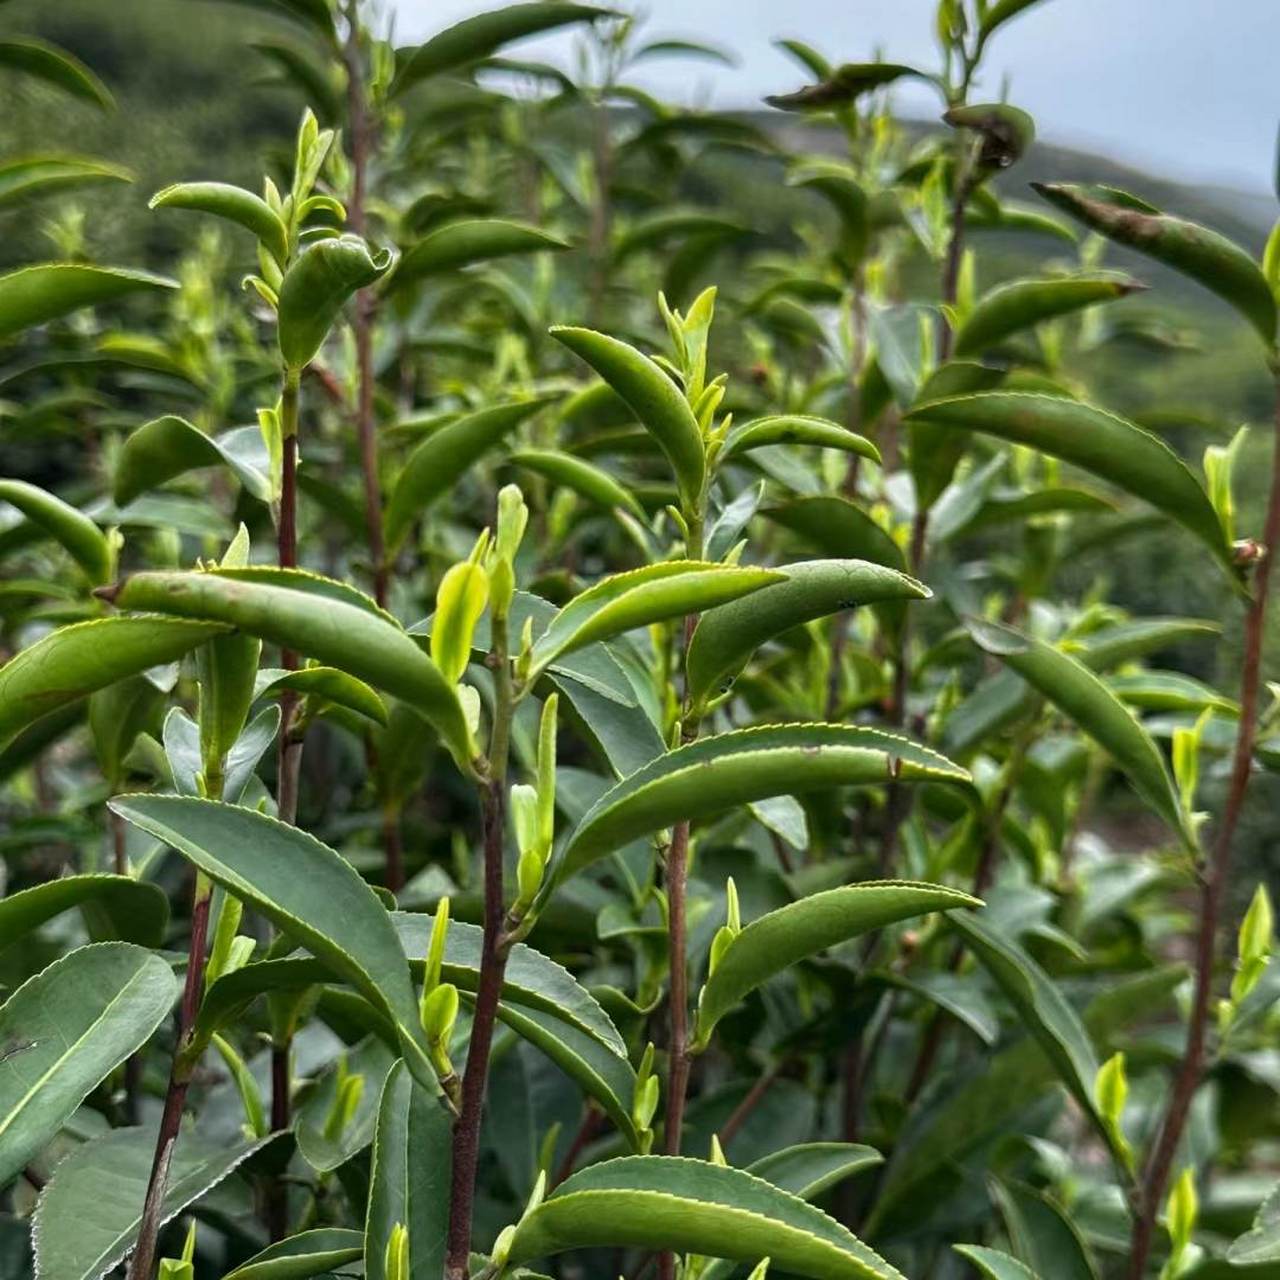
[2,3,1280,1280]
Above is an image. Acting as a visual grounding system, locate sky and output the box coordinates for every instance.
[389,0,1280,196]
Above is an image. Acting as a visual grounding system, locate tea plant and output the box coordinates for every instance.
[2,2,1280,1279]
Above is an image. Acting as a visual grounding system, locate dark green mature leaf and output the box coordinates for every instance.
[0,875,167,954]
[1073,616,1219,670]
[225,1231,365,1280]
[278,235,393,369]
[384,399,552,551]
[114,415,271,506]
[109,795,439,1092]
[366,1061,451,1280]
[510,448,643,515]
[0,155,130,210]
[390,219,569,290]
[0,38,112,109]
[953,275,1143,358]
[721,416,880,463]
[196,0,338,41]
[1034,182,1277,344]
[685,559,927,708]
[0,944,177,1186]
[903,393,1238,582]
[967,617,1192,846]
[766,63,924,112]
[978,0,1050,37]
[107,569,473,765]
[764,497,903,571]
[953,1246,1038,1280]
[1227,1181,1280,1265]
[553,724,969,886]
[150,181,289,265]
[32,1125,284,1280]
[0,616,225,748]
[550,326,706,508]
[1107,671,1237,716]
[949,914,1108,1150]
[615,211,746,261]
[508,1155,903,1280]
[394,3,613,94]
[0,480,110,584]
[694,882,978,1046]
[531,562,784,676]
[0,264,175,339]
[943,103,1035,171]
[746,1144,883,1199]
[991,1179,1098,1280]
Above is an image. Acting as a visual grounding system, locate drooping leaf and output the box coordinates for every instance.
[745,1143,883,1199]
[394,3,613,94]
[384,399,552,552]
[0,943,177,1186]
[953,275,1143,358]
[150,181,289,265]
[990,1178,1098,1280]
[0,263,176,339]
[106,569,473,766]
[550,326,706,508]
[278,235,393,370]
[0,616,226,748]
[109,795,438,1092]
[553,725,970,886]
[685,559,927,708]
[256,665,388,726]
[952,1245,1038,1280]
[720,416,880,464]
[694,882,978,1046]
[978,0,1050,38]
[530,562,784,676]
[0,480,110,584]
[0,38,112,109]
[903,392,1238,582]
[615,211,746,261]
[766,63,924,112]
[1033,182,1277,344]
[507,1155,904,1280]
[366,1061,452,1280]
[389,219,569,290]
[0,875,168,955]
[0,155,130,210]
[114,417,271,506]
[509,448,643,515]
[764,497,903,571]
[224,1230,366,1280]
[967,617,1192,846]
[31,1125,284,1280]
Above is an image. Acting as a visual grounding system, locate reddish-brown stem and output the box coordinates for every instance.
[721,1061,785,1151]
[127,881,212,1280]
[553,1105,603,1188]
[1127,372,1280,1278]
[445,776,509,1280]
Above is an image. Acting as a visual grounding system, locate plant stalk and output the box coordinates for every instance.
[1127,369,1280,1278]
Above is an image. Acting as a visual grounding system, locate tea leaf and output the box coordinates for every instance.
[391,219,569,289]
[150,181,289,264]
[224,1230,365,1280]
[0,263,176,339]
[0,479,110,585]
[0,875,168,955]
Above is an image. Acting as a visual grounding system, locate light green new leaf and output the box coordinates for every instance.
[510,449,643,515]
[953,1246,1038,1280]
[531,562,783,676]
[550,326,706,508]
[0,943,176,1186]
[394,3,612,94]
[109,795,438,1093]
[115,417,271,505]
[108,569,473,766]
[953,275,1143,358]
[694,882,978,1047]
[366,1061,452,1280]
[150,181,289,265]
[0,263,176,339]
[390,219,569,290]
[685,559,927,708]
[0,479,110,584]
[721,416,880,464]
[553,724,970,886]
[903,393,1238,583]
[0,875,168,955]
[0,155,130,210]
[1034,182,1277,345]
[32,1125,284,1280]
[950,914,1110,1154]
[225,1230,365,1280]
[0,616,226,748]
[385,399,552,552]
[967,617,1192,846]
[256,666,388,726]
[278,235,394,370]
[0,38,112,109]
[507,1155,903,1280]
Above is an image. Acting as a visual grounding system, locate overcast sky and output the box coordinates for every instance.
[389,0,1279,196]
